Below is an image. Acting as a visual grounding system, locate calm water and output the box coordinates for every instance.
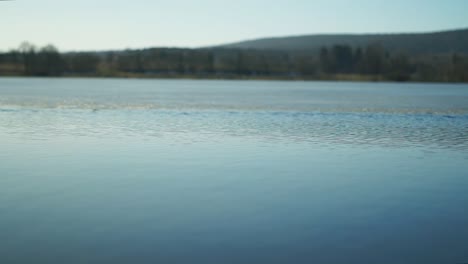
[1,78,468,264]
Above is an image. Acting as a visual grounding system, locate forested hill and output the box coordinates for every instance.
[219,28,468,54]
[1,28,468,82]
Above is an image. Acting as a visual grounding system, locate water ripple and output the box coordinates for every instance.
[1,108,467,150]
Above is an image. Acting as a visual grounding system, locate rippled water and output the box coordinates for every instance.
[1,78,468,264]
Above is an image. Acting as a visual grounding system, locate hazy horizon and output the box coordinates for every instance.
[1,0,468,52]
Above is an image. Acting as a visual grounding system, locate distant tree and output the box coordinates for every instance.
[362,43,387,75]
[451,54,468,82]
[66,53,100,74]
[319,47,331,73]
[206,52,215,73]
[36,44,64,76]
[1,40,467,82]
[331,45,353,73]
[353,47,363,72]
[297,56,316,75]
[386,53,412,81]
[18,42,37,75]
[236,51,245,74]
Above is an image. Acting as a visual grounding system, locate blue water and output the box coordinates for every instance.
[1,78,468,263]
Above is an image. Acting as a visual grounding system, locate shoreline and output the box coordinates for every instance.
[1,73,467,84]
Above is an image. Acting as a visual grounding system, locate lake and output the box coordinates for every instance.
[1,77,468,264]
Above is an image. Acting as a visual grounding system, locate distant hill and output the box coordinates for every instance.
[2,28,468,82]
[218,28,468,54]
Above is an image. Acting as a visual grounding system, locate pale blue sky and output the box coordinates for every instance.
[1,0,467,51]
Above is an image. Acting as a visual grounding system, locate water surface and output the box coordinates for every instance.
[1,78,468,264]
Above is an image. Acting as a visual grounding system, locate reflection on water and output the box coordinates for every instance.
[1,78,468,264]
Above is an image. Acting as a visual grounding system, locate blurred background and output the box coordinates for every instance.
[1,0,467,82]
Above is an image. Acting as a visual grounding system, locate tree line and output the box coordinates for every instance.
[0,41,467,82]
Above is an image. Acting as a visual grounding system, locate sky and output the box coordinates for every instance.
[1,0,467,51]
